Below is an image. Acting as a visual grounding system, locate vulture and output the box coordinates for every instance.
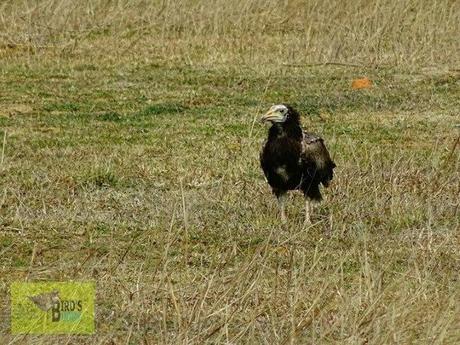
[260,104,336,224]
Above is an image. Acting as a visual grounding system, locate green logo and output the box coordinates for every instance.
[11,282,95,334]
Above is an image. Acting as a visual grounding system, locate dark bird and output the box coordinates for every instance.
[260,104,336,224]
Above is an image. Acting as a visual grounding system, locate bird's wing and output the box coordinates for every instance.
[29,294,50,311]
[300,131,336,184]
[301,133,329,165]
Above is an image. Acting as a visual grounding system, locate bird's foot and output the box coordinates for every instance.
[281,214,287,224]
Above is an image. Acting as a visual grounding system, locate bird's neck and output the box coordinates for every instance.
[269,123,303,140]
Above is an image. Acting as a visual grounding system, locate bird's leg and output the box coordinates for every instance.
[276,193,287,224]
[304,199,311,225]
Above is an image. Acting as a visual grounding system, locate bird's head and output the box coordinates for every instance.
[261,104,300,125]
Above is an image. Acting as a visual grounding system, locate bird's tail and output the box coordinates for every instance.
[321,160,336,187]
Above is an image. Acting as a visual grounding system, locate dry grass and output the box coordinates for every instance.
[1,0,459,66]
[1,0,460,344]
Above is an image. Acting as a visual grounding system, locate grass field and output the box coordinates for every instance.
[1,0,459,344]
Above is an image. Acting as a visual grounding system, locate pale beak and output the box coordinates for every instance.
[261,109,284,123]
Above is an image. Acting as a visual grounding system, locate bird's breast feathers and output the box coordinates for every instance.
[275,165,290,182]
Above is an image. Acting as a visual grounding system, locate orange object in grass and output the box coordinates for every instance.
[351,77,372,90]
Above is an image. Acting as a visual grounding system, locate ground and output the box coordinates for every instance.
[0,1,459,344]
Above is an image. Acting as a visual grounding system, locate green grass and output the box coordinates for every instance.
[1,59,458,344]
[0,1,459,343]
